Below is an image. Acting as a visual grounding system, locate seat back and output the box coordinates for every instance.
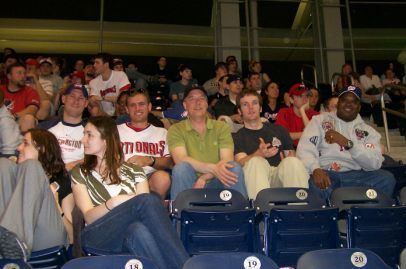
[171,188,250,213]
[267,207,340,267]
[61,255,159,269]
[172,189,257,255]
[297,248,393,269]
[347,206,406,267]
[255,188,326,212]
[28,245,67,269]
[182,252,279,269]
[0,259,33,269]
[400,186,406,205]
[330,187,394,210]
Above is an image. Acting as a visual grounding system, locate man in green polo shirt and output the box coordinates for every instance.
[168,85,247,199]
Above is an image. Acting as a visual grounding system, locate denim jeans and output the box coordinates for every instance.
[309,169,396,200]
[170,161,248,199]
[81,193,189,269]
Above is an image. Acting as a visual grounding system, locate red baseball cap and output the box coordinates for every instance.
[289,83,309,97]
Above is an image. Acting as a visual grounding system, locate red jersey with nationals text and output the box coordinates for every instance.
[89,70,130,116]
[118,123,170,175]
[275,107,319,146]
[0,85,40,114]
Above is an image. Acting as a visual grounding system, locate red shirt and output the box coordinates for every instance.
[275,107,319,146]
[0,85,40,114]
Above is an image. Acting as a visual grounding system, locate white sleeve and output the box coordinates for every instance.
[89,79,100,97]
[296,115,323,174]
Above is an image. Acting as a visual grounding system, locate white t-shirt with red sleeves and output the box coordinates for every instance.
[89,70,131,116]
[118,123,170,175]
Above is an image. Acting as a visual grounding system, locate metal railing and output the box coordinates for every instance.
[301,64,318,88]
[381,85,406,153]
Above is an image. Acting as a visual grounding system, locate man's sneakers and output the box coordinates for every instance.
[0,226,29,261]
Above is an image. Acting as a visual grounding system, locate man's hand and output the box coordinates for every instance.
[209,160,238,187]
[127,155,153,167]
[325,130,349,147]
[193,173,213,189]
[256,138,279,158]
[312,168,331,190]
[230,114,243,124]
[299,101,310,114]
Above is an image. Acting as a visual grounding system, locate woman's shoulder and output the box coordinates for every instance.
[70,165,87,184]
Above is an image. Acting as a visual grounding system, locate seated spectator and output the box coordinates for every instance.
[38,84,88,171]
[233,89,309,199]
[275,83,319,147]
[0,53,19,85]
[125,63,149,90]
[39,58,63,103]
[261,81,283,123]
[0,62,41,132]
[89,53,131,116]
[118,89,172,200]
[0,128,74,259]
[309,87,321,112]
[209,74,228,108]
[214,74,243,123]
[248,60,271,90]
[203,62,228,97]
[297,86,395,199]
[113,58,125,72]
[169,64,197,103]
[382,68,400,87]
[74,59,85,72]
[226,55,240,75]
[71,116,188,269]
[322,95,338,113]
[83,63,95,85]
[246,72,262,94]
[0,90,21,157]
[168,85,247,199]
[155,56,172,85]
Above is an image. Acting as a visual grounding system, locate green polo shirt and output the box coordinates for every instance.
[168,118,233,164]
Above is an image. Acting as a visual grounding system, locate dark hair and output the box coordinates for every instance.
[214,62,227,71]
[237,89,263,109]
[27,129,67,178]
[248,72,260,80]
[81,116,124,185]
[323,95,339,111]
[219,74,229,83]
[3,53,19,64]
[125,88,151,105]
[94,53,113,69]
[6,62,25,74]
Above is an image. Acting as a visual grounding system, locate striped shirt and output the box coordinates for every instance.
[71,162,146,207]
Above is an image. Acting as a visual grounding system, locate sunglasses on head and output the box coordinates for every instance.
[127,88,147,96]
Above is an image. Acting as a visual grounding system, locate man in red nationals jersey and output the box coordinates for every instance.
[117,89,172,200]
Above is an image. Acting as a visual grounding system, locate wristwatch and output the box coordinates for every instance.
[344,139,354,150]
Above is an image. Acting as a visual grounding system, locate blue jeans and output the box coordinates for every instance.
[170,161,248,199]
[81,193,188,269]
[309,169,396,200]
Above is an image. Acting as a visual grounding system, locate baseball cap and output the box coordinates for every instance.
[39,58,53,66]
[71,71,85,80]
[113,58,123,66]
[183,85,207,100]
[226,74,242,84]
[63,84,88,98]
[25,58,39,66]
[289,83,309,97]
[338,85,362,99]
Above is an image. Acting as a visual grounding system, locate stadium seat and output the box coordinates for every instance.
[0,259,33,269]
[255,187,339,268]
[28,245,67,269]
[297,248,393,269]
[182,252,279,269]
[61,255,159,269]
[399,186,406,205]
[330,187,406,267]
[171,188,257,255]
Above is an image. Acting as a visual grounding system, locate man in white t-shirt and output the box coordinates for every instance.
[39,84,88,171]
[89,53,131,116]
[118,89,172,200]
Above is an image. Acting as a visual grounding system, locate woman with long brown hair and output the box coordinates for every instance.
[0,128,74,260]
[71,116,188,269]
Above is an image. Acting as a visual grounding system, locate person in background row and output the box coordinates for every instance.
[248,60,271,90]
[261,81,283,124]
[203,62,228,97]
[309,87,321,112]
[169,64,197,103]
[0,90,21,157]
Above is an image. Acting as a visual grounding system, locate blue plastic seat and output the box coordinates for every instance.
[61,255,159,269]
[255,187,339,268]
[171,188,257,255]
[297,248,393,269]
[28,245,67,269]
[0,259,33,269]
[330,187,406,267]
[182,252,279,269]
